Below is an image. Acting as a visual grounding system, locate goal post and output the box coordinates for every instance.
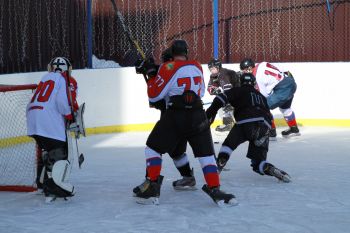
[0,84,39,192]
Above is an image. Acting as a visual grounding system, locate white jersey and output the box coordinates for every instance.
[253,62,286,97]
[26,72,74,142]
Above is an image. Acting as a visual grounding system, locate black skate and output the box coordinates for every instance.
[269,128,277,141]
[172,169,196,190]
[216,153,230,173]
[202,185,238,207]
[134,175,163,205]
[215,124,232,132]
[281,126,300,138]
[264,163,291,183]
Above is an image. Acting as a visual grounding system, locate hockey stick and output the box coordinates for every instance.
[110,0,148,83]
[65,71,85,169]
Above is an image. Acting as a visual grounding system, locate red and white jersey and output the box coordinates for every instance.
[147,60,205,103]
[26,72,78,142]
[253,62,286,97]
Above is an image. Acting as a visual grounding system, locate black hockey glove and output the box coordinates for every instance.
[206,96,225,124]
[211,86,223,95]
[149,99,166,112]
[135,58,158,78]
[205,106,217,125]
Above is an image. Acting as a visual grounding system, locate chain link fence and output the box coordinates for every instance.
[0,0,349,74]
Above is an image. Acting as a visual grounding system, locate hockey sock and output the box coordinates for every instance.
[145,147,162,181]
[173,153,192,177]
[280,108,298,127]
[198,156,220,188]
[271,118,276,129]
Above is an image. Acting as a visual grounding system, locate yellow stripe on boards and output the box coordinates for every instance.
[0,136,34,148]
[2,119,350,148]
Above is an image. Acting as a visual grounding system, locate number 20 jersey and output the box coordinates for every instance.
[26,72,78,142]
[147,60,205,103]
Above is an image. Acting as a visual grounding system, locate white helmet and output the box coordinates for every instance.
[49,57,72,72]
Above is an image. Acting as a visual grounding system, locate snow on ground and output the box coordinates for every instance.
[1,127,350,233]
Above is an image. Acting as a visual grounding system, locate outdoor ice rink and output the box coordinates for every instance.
[1,127,350,233]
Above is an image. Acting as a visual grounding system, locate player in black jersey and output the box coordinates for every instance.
[206,73,291,183]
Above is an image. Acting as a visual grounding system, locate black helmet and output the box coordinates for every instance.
[171,40,188,57]
[208,58,222,69]
[161,47,173,62]
[240,73,256,86]
[240,58,255,70]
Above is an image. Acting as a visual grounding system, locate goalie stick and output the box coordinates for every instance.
[110,0,148,83]
[65,72,85,169]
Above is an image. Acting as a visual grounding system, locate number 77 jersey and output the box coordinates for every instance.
[147,60,205,103]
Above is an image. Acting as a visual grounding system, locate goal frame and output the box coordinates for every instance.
[0,84,39,192]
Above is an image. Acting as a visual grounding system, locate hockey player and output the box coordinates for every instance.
[206,73,291,182]
[134,48,196,191]
[207,59,239,132]
[26,57,78,201]
[240,58,300,138]
[133,40,237,206]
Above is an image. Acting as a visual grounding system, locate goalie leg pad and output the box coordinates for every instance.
[44,160,74,198]
[43,148,74,197]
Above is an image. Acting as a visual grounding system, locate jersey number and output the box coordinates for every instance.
[250,92,266,107]
[31,80,55,103]
[264,63,282,80]
[177,76,202,95]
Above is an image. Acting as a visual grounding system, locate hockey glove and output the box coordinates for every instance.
[206,106,217,125]
[211,87,223,95]
[149,99,166,112]
[135,58,159,78]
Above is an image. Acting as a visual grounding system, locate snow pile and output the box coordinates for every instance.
[92,55,121,68]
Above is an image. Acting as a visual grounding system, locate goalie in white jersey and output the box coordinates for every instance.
[26,57,78,199]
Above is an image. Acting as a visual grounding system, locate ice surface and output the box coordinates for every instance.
[1,127,350,233]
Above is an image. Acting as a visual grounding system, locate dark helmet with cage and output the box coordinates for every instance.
[240,73,256,86]
[161,47,173,63]
[240,58,255,71]
[171,39,188,57]
[49,57,72,73]
[208,58,222,69]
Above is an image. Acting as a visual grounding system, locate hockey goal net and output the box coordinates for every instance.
[0,84,39,192]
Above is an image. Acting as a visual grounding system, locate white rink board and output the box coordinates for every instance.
[1,62,350,130]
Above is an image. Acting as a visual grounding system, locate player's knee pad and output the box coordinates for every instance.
[45,147,67,171]
[250,159,266,175]
[44,160,74,197]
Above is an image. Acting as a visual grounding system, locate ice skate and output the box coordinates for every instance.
[216,153,229,173]
[45,195,57,203]
[45,195,71,204]
[264,163,291,183]
[134,175,163,205]
[202,185,238,207]
[269,128,277,141]
[172,170,196,191]
[35,188,44,195]
[281,126,300,138]
[215,124,232,132]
